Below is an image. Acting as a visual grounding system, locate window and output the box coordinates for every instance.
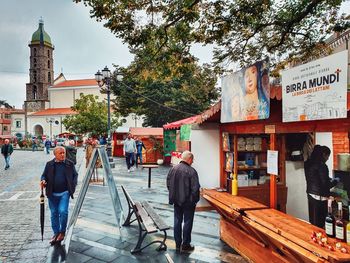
[47,50,50,58]
[48,72,51,83]
[33,70,37,83]
[4,114,11,119]
[33,86,37,100]
[34,48,37,56]
[3,126,8,131]
[16,121,21,128]
[34,58,37,68]
[48,60,50,69]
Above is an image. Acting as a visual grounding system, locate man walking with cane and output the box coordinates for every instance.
[1,139,13,170]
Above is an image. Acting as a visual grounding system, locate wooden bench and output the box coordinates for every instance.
[121,185,170,254]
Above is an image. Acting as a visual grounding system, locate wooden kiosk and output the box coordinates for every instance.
[198,90,350,262]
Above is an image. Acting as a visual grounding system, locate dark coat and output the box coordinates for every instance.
[304,159,336,197]
[1,144,13,157]
[65,146,77,165]
[41,159,78,199]
[166,161,200,206]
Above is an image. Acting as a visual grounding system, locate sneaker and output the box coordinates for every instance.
[128,169,130,173]
[56,232,65,242]
[181,244,195,252]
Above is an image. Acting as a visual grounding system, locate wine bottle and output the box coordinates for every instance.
[325,199,334,237]
[335,201,345,241]
[346,206,350,245]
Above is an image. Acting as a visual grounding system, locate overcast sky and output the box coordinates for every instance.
[0,0,349,109]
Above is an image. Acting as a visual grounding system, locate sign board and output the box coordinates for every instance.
[65,146,124,253]
[282,50,348,122]
[264,125,275,134]
[221,59,270,122]
[267,150,278,175]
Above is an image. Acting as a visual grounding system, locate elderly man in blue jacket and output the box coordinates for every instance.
[40,146,78,245]
[166,151,200,253]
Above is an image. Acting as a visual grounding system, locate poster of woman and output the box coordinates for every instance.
[221,59,270,123]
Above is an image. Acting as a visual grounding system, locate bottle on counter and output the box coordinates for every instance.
[346,205,350,245]
[336,201,345,242]
[325,199,335,237]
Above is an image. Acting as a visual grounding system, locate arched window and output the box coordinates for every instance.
[33,48,37,56]
[48,60,50,69]
[33,86,37,100]
[33,58,37,68]
[48,72,51,83]
[33,70,37,83]
[47,50,50,58]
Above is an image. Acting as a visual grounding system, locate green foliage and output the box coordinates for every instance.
[74,0,348,68]
[112,40,219,126]
[62,94,122,137]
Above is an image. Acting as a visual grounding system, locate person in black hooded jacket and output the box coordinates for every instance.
[304,145,337,228]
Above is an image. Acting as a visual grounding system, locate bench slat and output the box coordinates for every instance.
[141,201,170,231]
[135,202,158,233]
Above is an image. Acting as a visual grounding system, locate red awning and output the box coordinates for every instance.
[163,115,199,130]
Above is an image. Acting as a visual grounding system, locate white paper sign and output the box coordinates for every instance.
[282,50,348,122]
[267,150,278,175]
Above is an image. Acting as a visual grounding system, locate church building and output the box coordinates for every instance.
[20,19,142,139]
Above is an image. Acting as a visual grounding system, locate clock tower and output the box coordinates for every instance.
[25,18,54,113]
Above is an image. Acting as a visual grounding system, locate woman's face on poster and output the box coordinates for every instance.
[244,65,258,95]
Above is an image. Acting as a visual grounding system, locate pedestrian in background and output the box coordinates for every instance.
[123,133,136,172]
[1,139,13,170]
[135,137,146,168]
[40,146,78,245]
[166,151,200,253]
[32,138,38,151]
[44,139,51,154]
[65,140,77,165]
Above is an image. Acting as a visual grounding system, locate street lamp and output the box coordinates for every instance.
[95,66,112,156]
[132,113,141,127]
[46,117,55,140]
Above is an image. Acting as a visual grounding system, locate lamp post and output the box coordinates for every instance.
[95,66,112,156]
[46,117,54,140]
[132,113,141,127]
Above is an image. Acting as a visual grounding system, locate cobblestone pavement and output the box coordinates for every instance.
[0,148,85,263]
[0,149,246,263]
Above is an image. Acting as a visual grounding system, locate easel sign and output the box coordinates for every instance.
[267,150,278,175]
[64,146,124,253]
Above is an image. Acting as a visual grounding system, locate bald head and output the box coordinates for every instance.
[181,151,194,165]
[4,139,9,144]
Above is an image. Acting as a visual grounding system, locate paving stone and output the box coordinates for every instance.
[65,251,92,263]
[82,247,119,262]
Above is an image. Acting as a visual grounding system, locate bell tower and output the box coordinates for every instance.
[25,18,54,112]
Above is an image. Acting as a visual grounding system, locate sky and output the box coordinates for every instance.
[0,0,349,109]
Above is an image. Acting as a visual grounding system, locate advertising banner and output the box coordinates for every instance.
[221,59,270,123]
[282,50,348,122]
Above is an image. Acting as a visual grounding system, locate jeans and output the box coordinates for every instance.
[48,191,70,235]
[174,203,196,247]
[307,194,327,228]
[135,153,143,167]
[125,152,135,169]
[45,145,50,154]
[4,155,10,168]
[32,144,38,151]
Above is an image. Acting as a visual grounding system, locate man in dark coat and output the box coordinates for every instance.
[1,139,13,170]
[40,146,78,244]
[65,140,77,165]
[166,151,200,253]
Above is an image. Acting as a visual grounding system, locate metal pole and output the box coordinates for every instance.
[107,80,112,157]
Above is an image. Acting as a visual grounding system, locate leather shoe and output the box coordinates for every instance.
[56,232,65,242]
[49,234,58,245]
[181,244,195,252]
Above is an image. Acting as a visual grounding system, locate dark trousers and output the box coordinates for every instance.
[307,194,327,228]
[125,152,134,169]
[135,153,142,167]
[174,203,196,247]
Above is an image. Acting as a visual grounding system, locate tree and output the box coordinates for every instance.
[0,100,13,109]
[74,0,349,68]
[111,34,219,127]
[62,94,122,137]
